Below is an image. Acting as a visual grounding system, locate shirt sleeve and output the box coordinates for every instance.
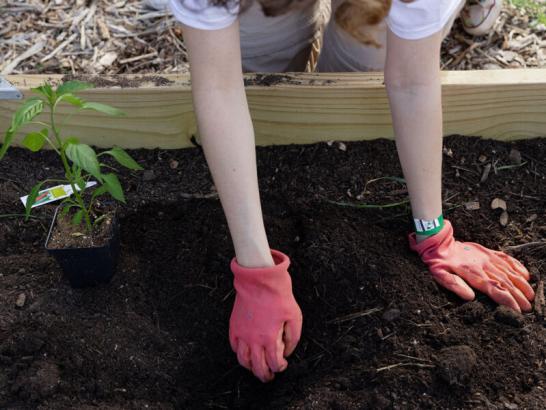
[386,0,464,40]
[169,0,239,30]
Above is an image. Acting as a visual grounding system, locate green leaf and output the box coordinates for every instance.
[58,93,84,107]
[21,128,48,152]
[101,147,143,170]
[93,214,109,226]
[102,173,125,203]
[32,84,54,102]
[60,203,78,218]
[62,137,79,149]
[65,143,102,182]
[25,181,46,219]
[11,98,44,131]
[90,185,108,203]
[71,209,84,226]
[57,80,94,97]
[0,128,15,160]
[81,102,125,116]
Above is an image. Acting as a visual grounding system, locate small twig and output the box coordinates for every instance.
[534,281,544,318]
[376,362,435,373]
[394,353,432,363]
[505,241,546,251]
[381,331,396,341]
[508,192,542,200]
[328,199,409,210]
[2,38,46,74]
[119,51,158,64]
[41,33,77,63]
[221,289,234,303]
[496,161,528,171]
[179,192,218,199]
[451,165,480,176]
[327,307,382,324]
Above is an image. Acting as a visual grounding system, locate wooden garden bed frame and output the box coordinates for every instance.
[1,69,545,149]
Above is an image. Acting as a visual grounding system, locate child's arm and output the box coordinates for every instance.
[182,22,273,269]
[385,30,444,235]
[385,29,534,312]
[182,22,302,382]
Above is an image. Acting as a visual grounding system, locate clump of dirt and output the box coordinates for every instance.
[457,300,486,324]
[244,73,300,86]
[494,305,525,328]
[435,345,478,385]
[0,136,545,408]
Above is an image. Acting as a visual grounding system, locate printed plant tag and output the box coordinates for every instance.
[20,181,97,208]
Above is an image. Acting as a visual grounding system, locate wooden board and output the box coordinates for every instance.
[1,69,545,149]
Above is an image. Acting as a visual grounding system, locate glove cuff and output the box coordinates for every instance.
[409,219,455,257]
[230,249,291,282]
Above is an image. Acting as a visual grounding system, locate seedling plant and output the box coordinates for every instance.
[0,80,142,234]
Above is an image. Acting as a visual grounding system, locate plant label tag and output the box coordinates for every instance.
[20,181,97,208]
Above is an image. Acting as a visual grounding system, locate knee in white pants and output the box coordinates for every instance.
[317,0,465,73]
[239,1,327,72]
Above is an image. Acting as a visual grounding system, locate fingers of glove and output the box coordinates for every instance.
[454,266,521,312]
[251,346,274,383]
[283,316,302,357]
[493,251,530,280]
[493,262,535,302]
[236,340,251,371]
[485,266,532,312]
[430,267,475,301]
[486,280,522,313]
[265,328,288,373]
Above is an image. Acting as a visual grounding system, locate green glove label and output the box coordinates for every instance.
[414,214,444,236]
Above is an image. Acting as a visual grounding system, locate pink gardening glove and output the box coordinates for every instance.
[229,249,303,382]
[410,220,535,313]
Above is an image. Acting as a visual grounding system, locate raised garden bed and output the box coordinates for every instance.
[2,70,546,150]
[1,135,544,408]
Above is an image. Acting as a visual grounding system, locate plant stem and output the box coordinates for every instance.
[50,104,93,233]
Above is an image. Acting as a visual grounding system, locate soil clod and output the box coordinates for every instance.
[494,306,525,328]
[143,170,156,182]
[509,148,522,165]
[15,293,26,308]
[457,301,486,324]
[436,345,478,385]
[382,308,401,322]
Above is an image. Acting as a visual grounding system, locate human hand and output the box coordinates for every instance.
[229,250,303,382]
[410,220,534,312]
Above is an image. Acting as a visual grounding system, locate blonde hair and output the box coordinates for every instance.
[335,0,392,47]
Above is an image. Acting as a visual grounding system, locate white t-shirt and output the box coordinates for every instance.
[169,0,463,40]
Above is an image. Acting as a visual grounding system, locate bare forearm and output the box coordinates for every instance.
[385,30,443,221]
[183,22,273,267]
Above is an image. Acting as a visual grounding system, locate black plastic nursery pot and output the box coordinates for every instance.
[45,206,120,288]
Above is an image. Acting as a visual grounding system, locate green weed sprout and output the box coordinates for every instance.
[0,80,143,233]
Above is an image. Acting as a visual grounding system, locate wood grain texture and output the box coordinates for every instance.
[1,69,545,149]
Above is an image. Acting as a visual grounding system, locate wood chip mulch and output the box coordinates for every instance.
[1,0,187,75]
[1,0,545,76]
[442,2,546,70]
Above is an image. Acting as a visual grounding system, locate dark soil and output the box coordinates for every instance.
[61,75,176,88]
[0,136,545,409]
